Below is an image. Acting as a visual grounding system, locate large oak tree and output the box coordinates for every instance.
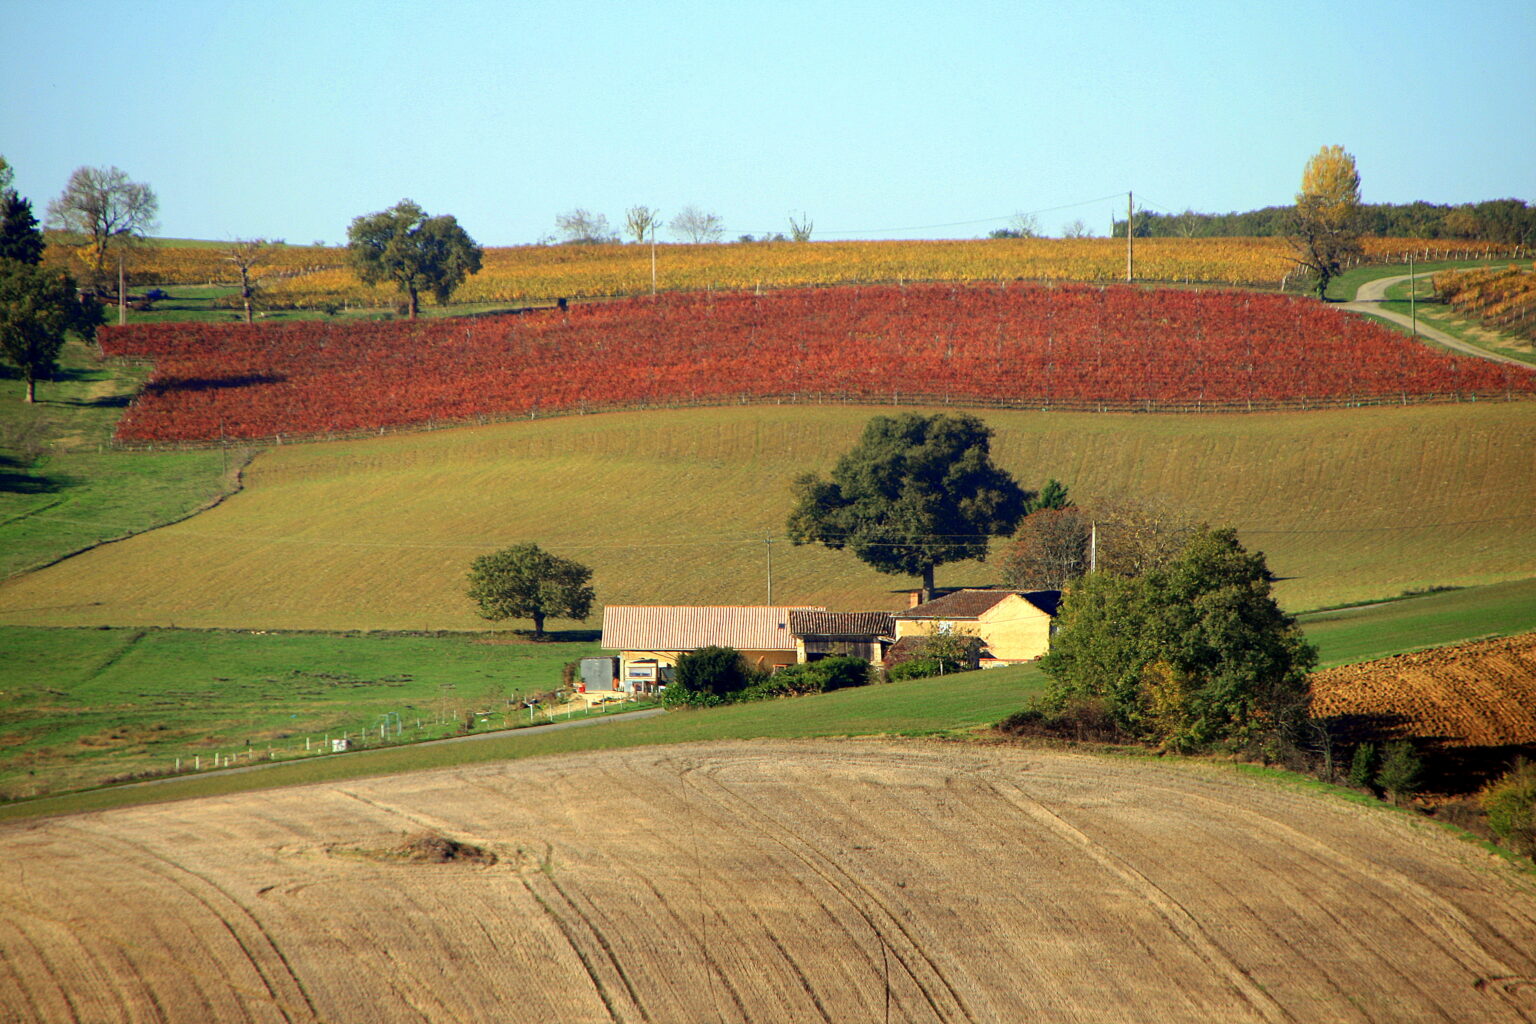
[787,412,1028,592]
[466,543,594,638]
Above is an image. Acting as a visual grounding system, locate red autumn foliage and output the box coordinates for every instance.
[100,283,1536,444]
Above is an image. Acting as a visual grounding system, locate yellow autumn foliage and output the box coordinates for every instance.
[44,235,1523,310]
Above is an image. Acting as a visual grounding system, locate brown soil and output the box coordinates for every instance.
[1312,632,1536,748]
[3,739,1534,1022]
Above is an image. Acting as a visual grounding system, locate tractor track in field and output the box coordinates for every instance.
[5,739,1536,1022]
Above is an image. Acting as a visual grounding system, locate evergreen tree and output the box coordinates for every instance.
[0,192,45,265]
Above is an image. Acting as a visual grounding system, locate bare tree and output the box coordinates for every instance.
[669,205,724,243]
[45,166,158,295]
[221,238,278,323]
[1000,507,1091,591]
[787,211,813,242]
[1090,496,1199,578]
[989,212,1040,239]
[625,205,661,243]
[554,208,616,244]
[1060,218,1093,238]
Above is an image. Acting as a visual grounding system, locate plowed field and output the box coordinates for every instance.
[1311,631,1536,747]
[3,740,1534,1023]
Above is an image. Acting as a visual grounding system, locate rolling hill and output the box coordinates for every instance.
[0,402,1531,630]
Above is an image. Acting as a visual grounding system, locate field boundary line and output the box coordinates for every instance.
[106,389,1536,452]
[0,448,255,583]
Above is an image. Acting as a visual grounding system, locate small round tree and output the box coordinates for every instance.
[346,199,483,318]
[466,543,593,638]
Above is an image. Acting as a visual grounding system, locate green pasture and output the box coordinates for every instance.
[1298,577,1536,666]
[0,338,236,579]
[0,626,602,798]
[2,574,1532,811]
[0,657,1050,820]
[123,283,544,325]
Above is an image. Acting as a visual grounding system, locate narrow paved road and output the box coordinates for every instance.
[1342,273,1533,369]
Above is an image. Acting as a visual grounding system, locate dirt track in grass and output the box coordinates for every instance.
[3,738,1535,1023]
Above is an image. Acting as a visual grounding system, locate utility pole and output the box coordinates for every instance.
[650,222,658,296]
[117,251,127,325]
[765,536,774,605]
[1126,191,1134,282]
[1408,253,1417,336]
[1090,521,1098,573]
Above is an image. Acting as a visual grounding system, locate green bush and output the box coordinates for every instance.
[1481,759,1536,857]
[812,656,871,691]
[1376,740,1422,804]
[888,656,978,681]
[1348,742,1378,790]
[665,652,872,708]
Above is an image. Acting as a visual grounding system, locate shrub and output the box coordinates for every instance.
[674,646,755,698]
[1348,742,1378,790]
[998,696,1126,743]
[888,657,951,681]
[1481,759,1536,857]
[813,655,871,691]
[1376,741,1422,804]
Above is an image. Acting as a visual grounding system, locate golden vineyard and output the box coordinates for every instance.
[46,235,1526,309]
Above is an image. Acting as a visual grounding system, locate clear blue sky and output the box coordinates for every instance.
[4,0,1533,245]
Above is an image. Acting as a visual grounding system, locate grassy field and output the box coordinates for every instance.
[0,338,236,579]
[2,575,1531,811]
[1298,576,1536,666]
[123,282,549,325]
[0,658,1051,820]
[0,626,603,799]
[1,402,1532,630]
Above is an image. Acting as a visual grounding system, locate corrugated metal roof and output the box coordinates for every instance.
[601,606,823,652]
[789,610,897,639]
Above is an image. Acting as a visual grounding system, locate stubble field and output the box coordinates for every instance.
[2,739,1533,1023]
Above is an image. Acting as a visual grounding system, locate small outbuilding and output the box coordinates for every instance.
[788,610,897,665]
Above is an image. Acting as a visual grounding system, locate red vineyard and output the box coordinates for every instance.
[101,283,1536,443]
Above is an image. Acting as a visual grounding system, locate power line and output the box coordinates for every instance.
[737,191,1131,238]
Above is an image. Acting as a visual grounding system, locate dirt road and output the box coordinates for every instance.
[3,738,1533,1023]
[1344,274,1534,369]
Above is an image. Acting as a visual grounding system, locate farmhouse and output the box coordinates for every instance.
[601,606,821,693]
[893,589,1061,667]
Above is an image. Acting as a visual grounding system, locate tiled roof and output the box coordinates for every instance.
[897,589,1062,619]
[601,606,822,652]
[898,589,1014,619]
[788,610,897,639]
